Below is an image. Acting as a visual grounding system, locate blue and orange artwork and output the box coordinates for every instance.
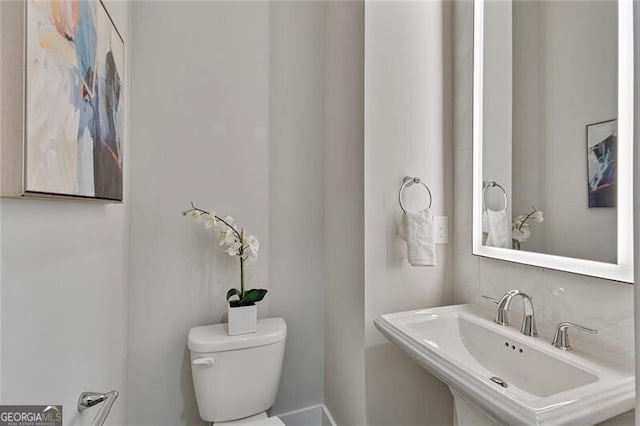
[26,0,124,200]
[587,119,617,208]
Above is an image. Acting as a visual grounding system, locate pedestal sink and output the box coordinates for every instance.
[374,305,634,425]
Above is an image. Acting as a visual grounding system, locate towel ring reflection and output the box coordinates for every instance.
[399,176,432,212]
[483,181,508,211]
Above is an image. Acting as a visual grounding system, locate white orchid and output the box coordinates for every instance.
[183,202,266,307]
[243,234,259,264]
[512,223,531,242]
[223,216,237,229]
[219,226,237,247]
[245,234,259,252]
[246,252,258,264]
[226,241,242,256]
[530,210,544,223]
[187,210,201,221]
[202,211,217,229]
[512,206,543,247]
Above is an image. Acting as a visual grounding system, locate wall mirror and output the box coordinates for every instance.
[472,0,634,282]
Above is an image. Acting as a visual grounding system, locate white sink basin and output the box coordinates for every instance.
[374,304,634,425]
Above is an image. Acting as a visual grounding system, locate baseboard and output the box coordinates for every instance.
[320,405,337,426]
[275,404,337,426]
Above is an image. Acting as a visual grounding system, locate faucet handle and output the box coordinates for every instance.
[481,295,499,305]
[551,322,597,351]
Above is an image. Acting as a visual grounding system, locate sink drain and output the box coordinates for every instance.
[489,376,507,388]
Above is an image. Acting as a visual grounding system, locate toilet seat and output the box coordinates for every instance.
[213,412,285,426]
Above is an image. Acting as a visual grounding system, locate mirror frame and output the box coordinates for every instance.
[472,0,635,283]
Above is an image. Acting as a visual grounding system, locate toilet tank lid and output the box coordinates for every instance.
[188,317,287,353]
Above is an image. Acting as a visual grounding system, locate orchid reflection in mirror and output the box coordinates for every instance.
[512,207,544,250]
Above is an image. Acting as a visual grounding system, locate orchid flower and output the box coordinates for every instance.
[182,202,265,307]
[512,206,543,246]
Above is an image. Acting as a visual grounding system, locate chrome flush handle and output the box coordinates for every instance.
[551,322,597,351]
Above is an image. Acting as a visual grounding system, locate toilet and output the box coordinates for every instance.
[188,317,287,425]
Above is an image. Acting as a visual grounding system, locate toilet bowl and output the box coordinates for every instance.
[188,317,287,425]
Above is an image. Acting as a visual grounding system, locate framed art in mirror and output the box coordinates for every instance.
[586,119,617,209]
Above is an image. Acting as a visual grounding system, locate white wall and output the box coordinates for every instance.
[634,2,640,424]
[0,1,5,401]
[364,2,454,425]
[128,2,327,424]
[512,1,617,262]
[511,0,544,253]
[324,2,366,425]
[453,0,634,378]
[127,3,269,424]
[0,1,131,424]
[481,1,512,218]
[269,1,326,415]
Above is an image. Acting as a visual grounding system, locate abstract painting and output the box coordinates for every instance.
[586,119,617,208]
[26,0,124,201]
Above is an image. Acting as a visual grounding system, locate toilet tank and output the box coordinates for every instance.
[188,318,287,423]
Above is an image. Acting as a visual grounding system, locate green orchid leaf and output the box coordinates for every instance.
[239,289,268,306]
[226,288,241,301]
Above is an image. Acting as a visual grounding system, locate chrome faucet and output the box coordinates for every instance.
[483,290,538,337]
[551,322,597,351]
[78,390,119,426]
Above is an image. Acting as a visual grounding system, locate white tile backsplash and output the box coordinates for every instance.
[478,258,545,327]
[543,269,635,367]
[452,251,479,305]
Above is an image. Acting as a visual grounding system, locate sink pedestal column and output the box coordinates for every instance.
[450,388,503,426]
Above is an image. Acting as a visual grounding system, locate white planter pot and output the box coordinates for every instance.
[227,304,257,336]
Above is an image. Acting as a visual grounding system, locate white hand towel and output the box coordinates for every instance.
[484,208,510,248]
[398,208,437,266]
[482,209,490,235]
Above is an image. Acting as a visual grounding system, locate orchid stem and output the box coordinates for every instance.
[186,202,242,240]
[240,229,245,297]
[517,206,538,231]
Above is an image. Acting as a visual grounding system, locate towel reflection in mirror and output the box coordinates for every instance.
[482,181,511,249]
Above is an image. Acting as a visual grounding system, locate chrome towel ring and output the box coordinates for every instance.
[483,181,508,211]
[399,176,432,212]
